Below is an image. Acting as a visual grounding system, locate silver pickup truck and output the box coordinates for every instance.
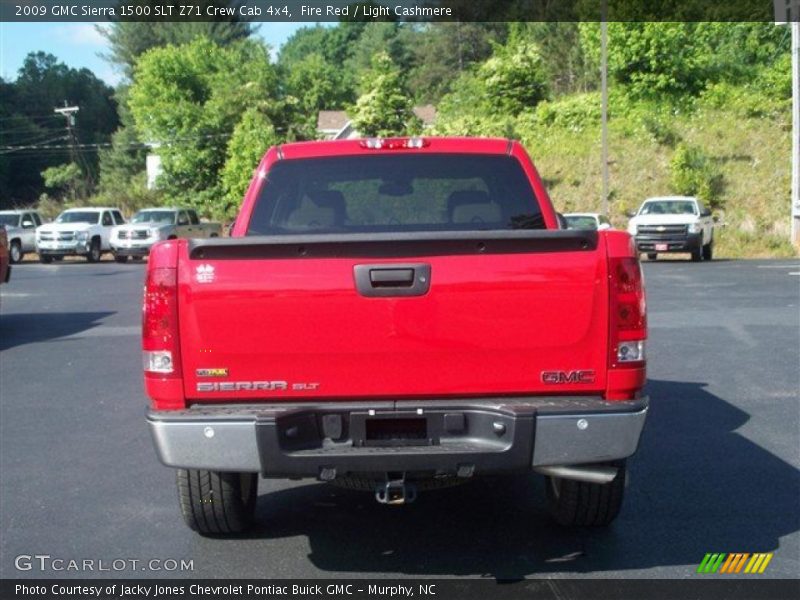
[0,209,44,263]
[110,208,221,262]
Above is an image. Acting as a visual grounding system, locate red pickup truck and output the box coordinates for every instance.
[143,137,648,535]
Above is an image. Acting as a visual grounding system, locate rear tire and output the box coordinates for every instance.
[86,238,101,263]
[545,461,627,527]
[39,255,53,264]
[176,469,257,535]
[9,241,23,263]
[114,255,129,263]
[646,253,657,261]
[702,241,713,261]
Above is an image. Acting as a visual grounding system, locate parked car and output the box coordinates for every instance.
[111,207,221,263]
[144,137,648,535]
[564,212,612,231]
[36,207,125,263]
[627,196,714,261]
[0,209,43,263]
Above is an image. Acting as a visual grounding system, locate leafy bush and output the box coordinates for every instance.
[41,163,85,201]
[639,113,681,146]
[34,194,63,220]
[477,40,549,113]
[669,143,724,208]
[700,82,788,120]
[534,92,600,132]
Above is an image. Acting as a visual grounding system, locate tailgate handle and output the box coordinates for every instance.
[354,264,431,297]
[370,268,414,286]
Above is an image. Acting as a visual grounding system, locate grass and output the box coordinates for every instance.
[519,102,798,258]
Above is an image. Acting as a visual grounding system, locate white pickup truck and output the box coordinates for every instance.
[110,207,221,262]
[0,209,44,263]
[36,207,125,263]
[627,196,715,262]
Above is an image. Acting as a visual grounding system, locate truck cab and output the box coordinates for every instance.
[627,196,714,261]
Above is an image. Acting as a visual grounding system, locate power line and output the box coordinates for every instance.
[0,132,69,146]
[0,131,234,154]
[0,113,62,122]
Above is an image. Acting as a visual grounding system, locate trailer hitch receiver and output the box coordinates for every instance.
[375,479,417,505]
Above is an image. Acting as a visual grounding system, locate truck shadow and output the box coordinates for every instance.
[245,379,799,578]
[0,311,115,351]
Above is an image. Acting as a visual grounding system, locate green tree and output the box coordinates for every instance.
[0,53,117,206]
[350,52,418,137]
[41,162,83,201]
[97,85,149,198]
[128,38,279,218]
[433,35,549,137]
[100,10,255,77]
[408,23,507,103]
[579,23,714,99]
[523,22,593,95]
[477,38,549,113]
[281,52,352,139]
[221,109,278,216]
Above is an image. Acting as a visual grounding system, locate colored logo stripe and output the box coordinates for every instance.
[720,553,750,573]
[698,553,773,574]
[744,553,774,574]
[697,553,726,573]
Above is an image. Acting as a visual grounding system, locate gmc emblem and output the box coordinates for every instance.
[541,370,596,384]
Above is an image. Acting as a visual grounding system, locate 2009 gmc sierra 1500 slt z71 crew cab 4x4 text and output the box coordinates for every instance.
[143,137,648,535]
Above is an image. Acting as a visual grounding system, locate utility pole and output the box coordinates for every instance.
[600,12,609,216]
[54,103,79,165]
[791,19,799,245]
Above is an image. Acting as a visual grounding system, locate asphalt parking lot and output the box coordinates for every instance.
[1,258,798,580]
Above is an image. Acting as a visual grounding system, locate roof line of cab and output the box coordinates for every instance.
[273,136,518,161]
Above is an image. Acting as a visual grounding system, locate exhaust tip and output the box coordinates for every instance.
[534,464,618,485]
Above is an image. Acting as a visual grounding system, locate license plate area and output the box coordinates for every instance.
[351,413,436,447]
[655,243,668,251]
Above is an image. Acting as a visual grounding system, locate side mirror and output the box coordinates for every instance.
[625,210,636,219]
[22,220,34,228]
[701,209,712,217]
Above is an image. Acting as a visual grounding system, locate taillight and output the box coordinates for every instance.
[609,256,647,368]
[142,267,181,378]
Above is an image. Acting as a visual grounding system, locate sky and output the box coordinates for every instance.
[0,22,312,85]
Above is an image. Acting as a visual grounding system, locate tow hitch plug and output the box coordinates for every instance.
[375,478,417,505]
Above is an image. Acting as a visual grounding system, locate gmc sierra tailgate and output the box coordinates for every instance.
[177,230,609,401]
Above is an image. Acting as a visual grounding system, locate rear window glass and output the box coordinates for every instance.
[565,216,598,230]
[247,154,543,235]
